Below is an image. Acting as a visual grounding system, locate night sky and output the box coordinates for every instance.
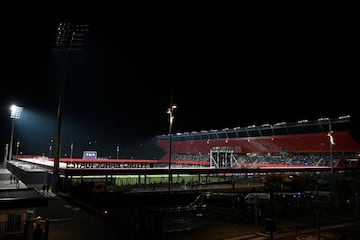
[1,2,359,159]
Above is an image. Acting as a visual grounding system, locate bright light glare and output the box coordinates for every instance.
[10,104,23,119]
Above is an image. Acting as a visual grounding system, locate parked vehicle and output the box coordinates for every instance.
[189,192,245,220]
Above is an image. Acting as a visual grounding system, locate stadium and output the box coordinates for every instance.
[155,115,360,169]
[7,115,360,193]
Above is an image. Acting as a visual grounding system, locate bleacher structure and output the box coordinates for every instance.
[156,115,360,168]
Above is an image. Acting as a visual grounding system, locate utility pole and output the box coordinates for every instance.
[52,22,88,194]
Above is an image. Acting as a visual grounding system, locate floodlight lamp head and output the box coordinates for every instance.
[10,104,23,119]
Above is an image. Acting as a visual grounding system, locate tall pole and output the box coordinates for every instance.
[52,22,88,194]
[49,145,52,158]
[8,119,15,162]
[328,120,334,174]
[16,140,20,155]
[167,95,176,192]
[52,50,67,193]
[168,127,173,191]
[116,144,119,159]
[70,142,74,159]
[316,181,320,240]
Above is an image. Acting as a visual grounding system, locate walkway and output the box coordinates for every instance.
[0,166,56,198]
[0,166,28,189]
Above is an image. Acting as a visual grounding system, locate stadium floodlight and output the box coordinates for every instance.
[318,117,329,122]
[167,104,176,192]
[8,105,23,163]
[338,115,350,120]
[297,120,308,124]
[52,22,89,194]
[10,105,23,119]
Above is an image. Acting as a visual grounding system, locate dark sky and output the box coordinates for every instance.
[1,2,359,159]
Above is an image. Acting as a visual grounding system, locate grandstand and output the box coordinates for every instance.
[156,115,360,169]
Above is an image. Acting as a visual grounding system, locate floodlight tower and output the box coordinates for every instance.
[52,22,88,194]
[8,105,23,164]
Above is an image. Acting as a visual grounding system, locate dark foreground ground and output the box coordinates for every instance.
[34,190,360,240]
